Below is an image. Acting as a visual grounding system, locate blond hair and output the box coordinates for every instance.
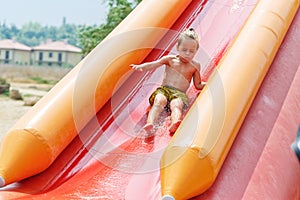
[177,28,199,49]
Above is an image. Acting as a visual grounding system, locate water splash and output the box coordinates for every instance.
[230,0,245,13]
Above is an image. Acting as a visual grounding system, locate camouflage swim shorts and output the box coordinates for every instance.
[149,85,189,108]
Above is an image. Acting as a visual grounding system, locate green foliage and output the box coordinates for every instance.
[78,0,142,56]
[29,77,57,85]
[0,77,9,96]
[0,21,80,47]
[0,89,9,97]
[0,77,7,85]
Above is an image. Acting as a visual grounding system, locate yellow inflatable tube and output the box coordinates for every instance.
[160,0,299,199]
[0,0,193,187]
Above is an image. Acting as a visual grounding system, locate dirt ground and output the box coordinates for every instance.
[0,97,31,141]
[0,83,53,141]
[0,65,70,142]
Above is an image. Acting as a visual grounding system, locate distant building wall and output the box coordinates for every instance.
[0,49,11,64]
[13,50,31,65]
[66,52,82,66]
[0,49,31,65]
[31,50,82,67]
[0,40,32,65]
[0,39,82,67]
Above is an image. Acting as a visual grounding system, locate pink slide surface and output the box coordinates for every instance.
[1,0,299,199]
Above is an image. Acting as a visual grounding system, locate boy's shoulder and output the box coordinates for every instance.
[190,59,201,70]
[192,59,200,65]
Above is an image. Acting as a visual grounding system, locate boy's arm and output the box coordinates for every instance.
[193,62,206,90]
[130,56,170,71]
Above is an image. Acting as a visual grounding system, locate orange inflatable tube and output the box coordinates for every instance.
[160,0,299,199]
[0,0,193,187]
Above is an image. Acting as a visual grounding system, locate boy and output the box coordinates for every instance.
[131,28,205,134]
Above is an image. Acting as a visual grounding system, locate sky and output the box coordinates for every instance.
[0,0,108,27]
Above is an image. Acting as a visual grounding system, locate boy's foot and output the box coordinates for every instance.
[168,120,181,133]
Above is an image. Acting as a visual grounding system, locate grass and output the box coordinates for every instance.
[0,77,9,97]
[0,90,9,97]
[0,77,7,85]
[29,77,58,85]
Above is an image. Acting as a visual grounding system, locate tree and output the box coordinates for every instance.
[17,22,45,46]
[0,21,80,47]
[78,0,142,56]
[0,23,15,39]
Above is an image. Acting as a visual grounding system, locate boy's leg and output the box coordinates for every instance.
[144,93,167,131]
[168,98,184,133]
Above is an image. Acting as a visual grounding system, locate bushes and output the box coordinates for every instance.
[0,77,7,85]
[0,77,9,95]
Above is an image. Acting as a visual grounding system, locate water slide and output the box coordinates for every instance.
[0,0,300,199]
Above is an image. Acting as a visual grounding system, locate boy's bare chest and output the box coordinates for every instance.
[169,60,195,76]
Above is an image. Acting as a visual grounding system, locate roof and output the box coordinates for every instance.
[33,40,81,53]
[0,39,31,51]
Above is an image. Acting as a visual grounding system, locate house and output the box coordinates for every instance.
[0,39,31,65]
[0,39,82,67]
[32,40,82,67]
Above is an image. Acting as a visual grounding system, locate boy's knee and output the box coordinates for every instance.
[170,98,184,110]
[154,94,167,107]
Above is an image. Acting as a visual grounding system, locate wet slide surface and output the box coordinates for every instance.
[3,0,297,199]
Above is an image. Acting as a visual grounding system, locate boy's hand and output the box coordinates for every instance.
[130,64,143,71]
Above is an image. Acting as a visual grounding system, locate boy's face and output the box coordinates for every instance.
[176,38,198,63]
